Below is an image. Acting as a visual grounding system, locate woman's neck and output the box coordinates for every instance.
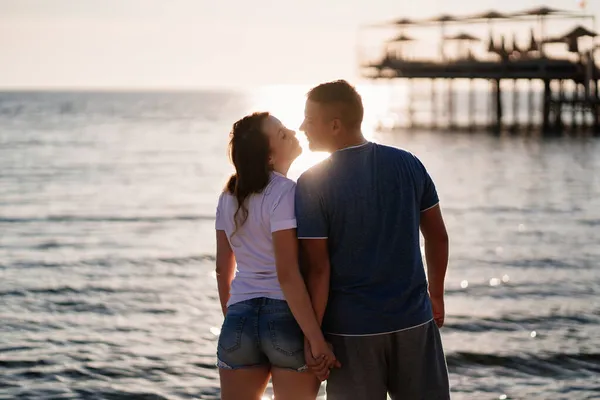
[272,160,292,177]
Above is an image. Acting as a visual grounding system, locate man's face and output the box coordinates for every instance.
[299,100,333,152]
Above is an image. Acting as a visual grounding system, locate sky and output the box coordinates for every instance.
[0,0,599,89]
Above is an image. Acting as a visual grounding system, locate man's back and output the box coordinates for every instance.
[295,141,439,335]
[297,79,449,399]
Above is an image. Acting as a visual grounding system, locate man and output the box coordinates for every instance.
[295,80,450,399]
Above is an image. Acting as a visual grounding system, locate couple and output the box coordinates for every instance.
[215,80,450,400]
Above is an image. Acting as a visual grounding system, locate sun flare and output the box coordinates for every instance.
[247,83,393,180]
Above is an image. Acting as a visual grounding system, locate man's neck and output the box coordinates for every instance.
[330,133,368,153]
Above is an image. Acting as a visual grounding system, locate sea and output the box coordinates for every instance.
[0,86,599,400]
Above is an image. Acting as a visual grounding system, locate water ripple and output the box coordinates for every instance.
[447,352,600,377]
[0,214,214,224]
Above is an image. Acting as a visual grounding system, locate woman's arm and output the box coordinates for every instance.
[299,239,330,325]
[273,228,334,362]
[216,229,236,317]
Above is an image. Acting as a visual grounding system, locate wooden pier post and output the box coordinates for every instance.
[512,79,519,132]
[556,80,564,132]
[592,79,600,136]
[431,79,437,129]
[585,83,592,133]
[528,79,535,131]
[494,78,502,133]
[487,80,491,130]
[571,81,578,132]
[542,79,552,134]
[408,78,414,129]
[584,54,593,133]
[448,79,455,129]
[578,83,586,132]
[469,79,475,131]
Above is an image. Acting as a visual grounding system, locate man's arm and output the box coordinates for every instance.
[295,175,339,379]
[300,238,330,325]
[295,174,330,323]
[420,204,449,327]
[300,238,338,380]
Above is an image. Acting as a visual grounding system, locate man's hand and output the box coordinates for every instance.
[304,338,340,381]
[430,294,445,328]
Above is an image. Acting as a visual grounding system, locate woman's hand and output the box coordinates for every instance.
[304,337,340,381]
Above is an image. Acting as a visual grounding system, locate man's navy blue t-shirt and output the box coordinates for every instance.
[295,142,439,335]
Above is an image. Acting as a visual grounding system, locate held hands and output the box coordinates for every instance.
[304,337,341,381]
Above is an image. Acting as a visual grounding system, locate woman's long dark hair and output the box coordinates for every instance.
[226,112,272,234]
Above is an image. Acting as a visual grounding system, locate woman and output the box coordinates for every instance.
[215,112,336,400]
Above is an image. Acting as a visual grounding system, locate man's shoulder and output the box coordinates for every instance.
[375,143,416,159]
[297,158,332,187]
[375,144,427,173]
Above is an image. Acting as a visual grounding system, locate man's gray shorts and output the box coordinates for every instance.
[325,319,450,400]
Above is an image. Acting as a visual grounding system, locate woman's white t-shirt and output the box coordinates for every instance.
[215,172,297,307]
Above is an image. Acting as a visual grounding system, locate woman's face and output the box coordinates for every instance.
[262,115,302,167]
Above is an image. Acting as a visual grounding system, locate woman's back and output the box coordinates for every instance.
[216,171,297,307]
[215,112,335,400]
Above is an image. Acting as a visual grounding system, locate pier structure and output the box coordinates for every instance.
[359,6,600,135]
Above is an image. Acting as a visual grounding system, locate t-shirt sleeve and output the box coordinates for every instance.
[418,159,440,212]
[295,174,328,239]
[215,192,226,230]
[270,182,297,233]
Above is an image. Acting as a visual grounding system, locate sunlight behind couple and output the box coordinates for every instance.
[248,83,397,181]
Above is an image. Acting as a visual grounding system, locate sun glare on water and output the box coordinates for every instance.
[248,83,393,180]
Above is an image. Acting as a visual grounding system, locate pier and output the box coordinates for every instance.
[359,6,600,135]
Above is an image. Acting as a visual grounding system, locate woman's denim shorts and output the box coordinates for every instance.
[217,297,307,372]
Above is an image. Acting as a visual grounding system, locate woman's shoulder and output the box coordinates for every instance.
[266,173,296,196]
[272,173,296,187]
[217,189,233,202]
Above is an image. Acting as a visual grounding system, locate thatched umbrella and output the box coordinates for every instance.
[386,33,416,59]
[517,5,563,15]
[392,18,416,48]
[469,10,509,38]
[426,14,459,60]
[562,25,597,54]
[444,32,480,58]
[542,26,598,53]
[427,14,458,23]
[393,18,415,26]
[487,34,507,58]
[388,33,416,42]
[471,10,508,20]
[514,6,565,56]
[511,33,523,54]
[527,28,539,52]
[499,35,508,59]
[562,25,597,39]
[446,32,480,41]
[487,34,497,53]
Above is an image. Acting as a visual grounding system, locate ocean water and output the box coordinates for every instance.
[1,88,599,400]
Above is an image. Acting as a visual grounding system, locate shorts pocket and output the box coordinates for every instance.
[218,315,246,353]
[269,317,303,356]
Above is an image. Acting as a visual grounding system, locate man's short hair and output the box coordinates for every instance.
[307,80,364,130]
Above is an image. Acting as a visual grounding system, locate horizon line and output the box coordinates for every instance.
[0,83,371,93]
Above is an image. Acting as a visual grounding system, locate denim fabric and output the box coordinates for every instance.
[217,297,307,371]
